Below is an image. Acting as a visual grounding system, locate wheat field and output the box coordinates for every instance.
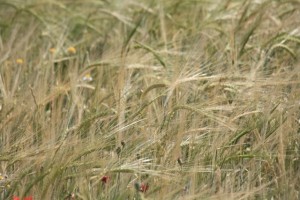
[0,0,299,199]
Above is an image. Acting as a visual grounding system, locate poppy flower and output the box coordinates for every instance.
[139,183,149,193]
[101,175,109,184]
[13,196,33,200]
[134,182,149,193]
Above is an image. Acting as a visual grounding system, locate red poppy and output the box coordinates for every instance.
[140,183,149,193]
[101,175,109,184]
[13,196,33,200]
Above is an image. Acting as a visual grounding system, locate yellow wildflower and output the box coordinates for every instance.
[82,73,93,82]
[67,46,76,54]
[49,48,56,54]
[16,58,24,64]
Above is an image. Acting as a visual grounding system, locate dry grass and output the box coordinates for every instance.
[0,0,300,199]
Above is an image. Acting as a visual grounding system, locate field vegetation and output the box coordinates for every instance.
[0,0,300,199]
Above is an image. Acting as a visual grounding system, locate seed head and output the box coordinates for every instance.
[177,157,183,166]
[116,146,122,156]
[121,141,125,148]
